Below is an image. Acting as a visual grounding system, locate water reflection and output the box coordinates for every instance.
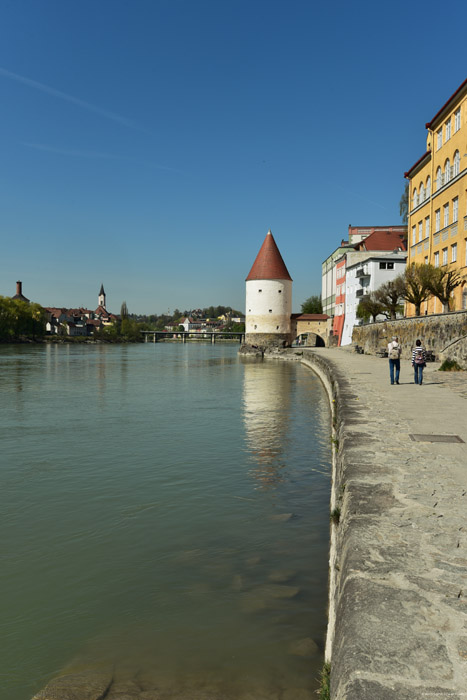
[241,359,291,489]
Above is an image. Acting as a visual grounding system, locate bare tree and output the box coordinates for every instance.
[401,264,434,316]
[374,277,406,319]
[356,292,385,323]
[400,181,409,224]
[427,268,462,312]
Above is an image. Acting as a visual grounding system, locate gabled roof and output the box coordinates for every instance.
[354,230,407,252]
[246,230,292,281]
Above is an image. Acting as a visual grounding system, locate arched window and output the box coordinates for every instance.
[412,188,418,208]
[436,166,442,190]
[444,158,451,184]
[453,150,460,177]
[419,182,425,202]
[426,176,431,198]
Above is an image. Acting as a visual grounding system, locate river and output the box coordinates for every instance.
[1,343,331,699]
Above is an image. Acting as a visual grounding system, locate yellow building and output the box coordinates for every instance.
[404,77,467,314]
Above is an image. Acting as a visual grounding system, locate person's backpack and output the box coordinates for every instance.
[414,348,425,365]
[389,345,400,360]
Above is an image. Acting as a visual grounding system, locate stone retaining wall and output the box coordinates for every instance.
[352,311,467,366]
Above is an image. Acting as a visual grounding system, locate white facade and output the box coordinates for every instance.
[341,252,407,346]
[246,279,292,336]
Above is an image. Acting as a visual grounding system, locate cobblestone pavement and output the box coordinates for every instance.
[311,348,467,700]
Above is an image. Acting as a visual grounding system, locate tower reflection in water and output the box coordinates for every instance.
[241,358,292,489]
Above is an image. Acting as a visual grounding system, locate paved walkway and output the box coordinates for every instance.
[310,348,467,699]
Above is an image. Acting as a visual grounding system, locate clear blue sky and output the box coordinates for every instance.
[1,0,466,315]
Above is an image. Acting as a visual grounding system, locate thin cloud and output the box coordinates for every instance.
[22,141,185,173]
[22,142,121,159]
[0,66,148,133]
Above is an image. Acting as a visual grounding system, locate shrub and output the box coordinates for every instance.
[439,359,463,372]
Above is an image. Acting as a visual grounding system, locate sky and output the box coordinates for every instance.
[1,0,466,315]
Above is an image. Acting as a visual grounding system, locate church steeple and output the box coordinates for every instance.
[98,284,106,309]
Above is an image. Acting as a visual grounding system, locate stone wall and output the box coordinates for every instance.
[352,311,467,366]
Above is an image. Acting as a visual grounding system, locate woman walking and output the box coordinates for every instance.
[412,339,427,385]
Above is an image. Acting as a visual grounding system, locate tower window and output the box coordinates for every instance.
[276,326,279,329]
[254,325,257,329]
[269,309,272,313]
[278,290,282,293]
[258,289,262,293]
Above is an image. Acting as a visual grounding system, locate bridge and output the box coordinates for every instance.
[141,331,245,344]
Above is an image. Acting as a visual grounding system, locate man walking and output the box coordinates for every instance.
[387,335,401,385]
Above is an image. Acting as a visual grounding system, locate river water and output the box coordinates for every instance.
[1,343,331,699]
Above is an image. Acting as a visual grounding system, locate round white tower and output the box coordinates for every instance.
[245,230,292,347]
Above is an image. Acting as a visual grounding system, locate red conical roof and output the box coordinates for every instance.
[246,230,292,281]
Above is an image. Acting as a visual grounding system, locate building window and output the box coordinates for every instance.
[424,256,428,265]
[455,107,461,132]
[412,188,418,208]
[442,247,448,265]
[278,289,282,293]
[420,182,425,202]
[451,243,457,262]
[258,289,262,292]
[426,176,431,197]
[444,203,449,228]
[444,159,451,184]
[436,166,442,190]
[435,209,440,232]
[445,118,451,142]
[379,262,387,269]
[387,262,394,269]
[453,150,460,177]
[269,309,272,313]
[418,221,423,241]
[437,128,443,150]
[425,216,430,238]
[412,226,416,245]
[434,251,439,267]
[453,197,458,223]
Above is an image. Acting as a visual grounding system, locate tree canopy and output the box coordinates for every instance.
[301,295,323,314]
[0,297,47,341]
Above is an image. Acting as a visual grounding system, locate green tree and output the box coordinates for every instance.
[426,268,462,312]
[401,263,434,316]
[356,292,384,323]
[301,295,323,314]
[374,277,405,320]
[400,181,409,224]
[120,301,129,320]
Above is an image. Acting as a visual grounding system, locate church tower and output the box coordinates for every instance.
[245,230,292,347]
[98,284,106,309]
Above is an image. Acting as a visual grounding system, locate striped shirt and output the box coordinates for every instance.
[412,346,426,364]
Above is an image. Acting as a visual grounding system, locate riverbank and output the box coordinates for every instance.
[286,347,467,699]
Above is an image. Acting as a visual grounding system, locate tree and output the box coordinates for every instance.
[356,292,384,323]
[401,263,434,316]
[426,268,462,312]
[120,301,129,320]
[400,181,409,224]
[301,295,323,314]
[374,277,406,320]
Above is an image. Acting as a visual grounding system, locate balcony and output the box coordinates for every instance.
[356,289,368,298]
[356,268,370,278]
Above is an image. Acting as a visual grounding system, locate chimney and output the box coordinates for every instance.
[16,281,22,296]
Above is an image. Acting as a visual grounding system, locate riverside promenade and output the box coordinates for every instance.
[303,348,467,699]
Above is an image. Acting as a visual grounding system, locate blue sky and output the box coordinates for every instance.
[1,0,466,315]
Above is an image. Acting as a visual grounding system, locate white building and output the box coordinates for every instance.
[341,251,407,346]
